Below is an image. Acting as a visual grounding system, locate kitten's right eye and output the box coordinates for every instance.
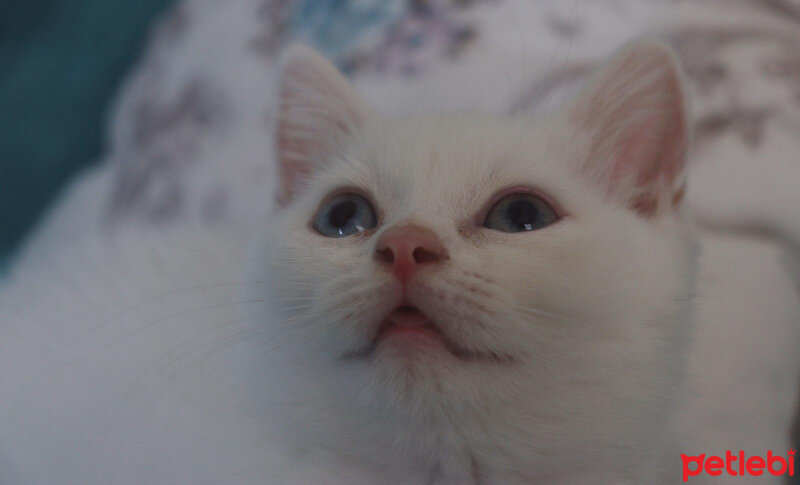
[484,193,559,233]
[313,194,378,237]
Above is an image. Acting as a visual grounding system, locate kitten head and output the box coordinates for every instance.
[256,41,696,479]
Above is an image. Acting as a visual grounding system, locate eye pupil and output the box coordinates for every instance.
[483,193,559,233]
[507,200,538,230]
[329,200,357,228]
[313,193,378,238]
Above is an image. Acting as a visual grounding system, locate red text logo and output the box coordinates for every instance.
[681,450,795,482]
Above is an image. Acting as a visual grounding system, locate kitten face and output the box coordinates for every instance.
[253,43,697,478]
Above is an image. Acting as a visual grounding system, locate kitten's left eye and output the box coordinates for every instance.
[484,193,558,233]
[313,194,378,237]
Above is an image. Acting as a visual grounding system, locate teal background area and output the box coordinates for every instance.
[0,0,176,271]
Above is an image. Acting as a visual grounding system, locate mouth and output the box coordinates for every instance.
[343,304,516,364]
[375,305,445,344]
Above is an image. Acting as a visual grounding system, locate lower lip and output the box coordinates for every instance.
[377,323,446,346]
[383,323,440,338]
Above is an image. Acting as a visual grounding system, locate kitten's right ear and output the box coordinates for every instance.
[275,44,372,205]
[568,40,688,217]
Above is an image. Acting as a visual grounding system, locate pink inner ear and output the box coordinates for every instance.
[610,106,688,216]
[615,111,686,188]
[572,41,689,216]
[275,118,313,205]
[275,81,329,204]
[274,45,369,205]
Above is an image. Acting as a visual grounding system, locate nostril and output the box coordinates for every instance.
[375,247,394,264]
[412,246,440,264]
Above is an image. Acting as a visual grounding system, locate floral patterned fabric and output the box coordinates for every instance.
[101,0,800,234]
[29,0,800,462]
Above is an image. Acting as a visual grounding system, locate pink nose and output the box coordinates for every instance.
[374,224,446,283]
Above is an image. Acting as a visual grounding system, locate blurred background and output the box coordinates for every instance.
[2,0,800,276]
[0,0,173,270]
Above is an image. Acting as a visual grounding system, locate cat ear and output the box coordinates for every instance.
[275,44,372,204]
[568,40,689,217]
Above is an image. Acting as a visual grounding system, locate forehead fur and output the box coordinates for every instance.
[305,114,595,220]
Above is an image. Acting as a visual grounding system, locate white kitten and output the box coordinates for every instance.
[0,41,797,485]
[253,41,695,484]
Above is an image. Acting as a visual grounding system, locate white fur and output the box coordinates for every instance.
[254,42,697,483]
[0,41,798,485]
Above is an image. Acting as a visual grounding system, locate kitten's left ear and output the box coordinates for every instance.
[569,40,689,217]
[275,44,372,205]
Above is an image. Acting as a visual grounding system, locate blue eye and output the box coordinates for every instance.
[313,194,378,237]
[484,194,558,233]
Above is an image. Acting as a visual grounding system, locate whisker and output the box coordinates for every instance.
[155,327,300,442]
[269,310,334,330]
[112,311,327,449]
[64,299,268,368]
[117,312,264,409]
[507,302,589,326]
[111,325,267,455]
[76,281,265,340]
